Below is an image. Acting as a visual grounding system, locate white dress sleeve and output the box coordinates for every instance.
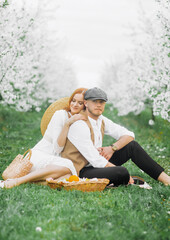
[45,110,68,154]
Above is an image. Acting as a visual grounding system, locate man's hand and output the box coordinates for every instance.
[129,176,134,184]
[105,162,115,167]
[97,146,115,160]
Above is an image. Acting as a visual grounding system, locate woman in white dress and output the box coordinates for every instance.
[2,88,87,188]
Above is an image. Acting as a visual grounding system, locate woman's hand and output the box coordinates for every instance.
[97,146,114,160]
[67,114,87,126]
[57,114,86,149]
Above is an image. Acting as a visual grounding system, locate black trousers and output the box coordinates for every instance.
[80,141,164,186]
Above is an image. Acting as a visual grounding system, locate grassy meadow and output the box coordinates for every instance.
[0,104,169,240]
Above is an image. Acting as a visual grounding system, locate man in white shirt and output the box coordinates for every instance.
[66,87,169,186]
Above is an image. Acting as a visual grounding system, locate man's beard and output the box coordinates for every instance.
[87,107,102,117]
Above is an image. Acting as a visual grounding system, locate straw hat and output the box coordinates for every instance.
[40,97,69,136]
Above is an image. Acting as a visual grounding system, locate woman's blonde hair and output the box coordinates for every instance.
[65,87,88,112]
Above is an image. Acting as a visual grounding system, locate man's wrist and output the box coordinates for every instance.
[105,162,115,167]
[111,144,118,152]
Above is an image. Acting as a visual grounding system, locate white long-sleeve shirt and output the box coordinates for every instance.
[68,115,135,168]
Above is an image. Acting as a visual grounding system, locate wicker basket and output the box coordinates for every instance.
[40,97,69,136]
[2,149,32,180]
[47,178,110,192]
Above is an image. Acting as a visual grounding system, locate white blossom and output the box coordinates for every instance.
[101,0,170,122]
[36,227,42,232]
[148,119,155,126]
[0,0,77,111]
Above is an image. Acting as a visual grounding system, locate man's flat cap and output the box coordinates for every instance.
[84,87,108,102]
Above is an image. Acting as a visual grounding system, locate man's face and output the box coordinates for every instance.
[84,99,106,119]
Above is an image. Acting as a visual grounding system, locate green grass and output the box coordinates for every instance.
[0,104,170,240]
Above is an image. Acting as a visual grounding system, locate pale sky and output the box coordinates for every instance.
[55,0,156,88]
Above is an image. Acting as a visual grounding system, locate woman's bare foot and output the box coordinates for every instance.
[0,180,5,188]
[158,172,170,186]
[4,179,19,189]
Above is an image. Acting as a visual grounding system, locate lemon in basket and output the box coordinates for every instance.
[68,175,79,182]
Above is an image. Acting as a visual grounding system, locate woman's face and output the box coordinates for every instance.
[70,93,84,115]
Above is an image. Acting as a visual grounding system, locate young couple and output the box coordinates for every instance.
[1,87,170,188]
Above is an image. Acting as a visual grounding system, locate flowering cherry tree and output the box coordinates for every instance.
[101,0,170,122]
[0,0,76,111]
